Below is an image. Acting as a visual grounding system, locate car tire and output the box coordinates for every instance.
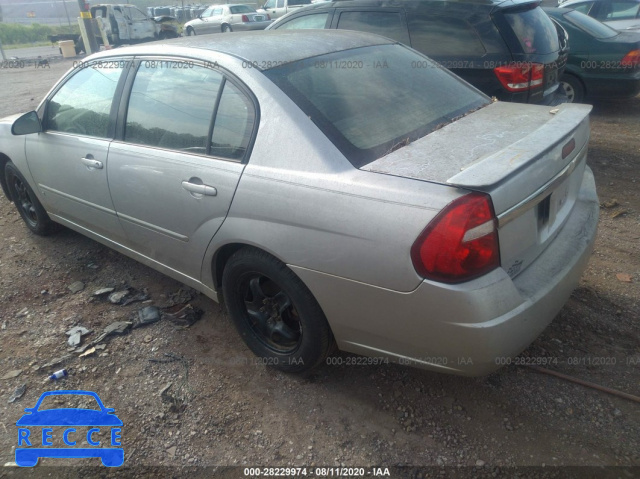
[158,31,168,40]
[186,27,195,36]
[5,162,56,236]
[222,247,334,373]
[222,24,232,33]
[560,74,585,103]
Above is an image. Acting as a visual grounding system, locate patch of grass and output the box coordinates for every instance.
[0,23,79,46]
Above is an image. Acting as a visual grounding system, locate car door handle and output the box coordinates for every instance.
[181,180,217,196]
[81,156,103,169]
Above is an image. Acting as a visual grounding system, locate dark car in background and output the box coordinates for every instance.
[559,0,640,31]
[267,0,569,104]
[546,8,640,101]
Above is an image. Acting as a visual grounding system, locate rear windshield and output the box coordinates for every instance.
[230,5,255,14]
[503,6,560,54]
[264,44,489,167]
[563,10,619,38]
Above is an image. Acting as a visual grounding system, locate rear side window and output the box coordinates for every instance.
[336,11,410,44]
[46,63,123,138]
[289,0,312,5]
[264,44,488,167]
[125,62,223,154]
[210,82,256,160]
[276,13,329,29]
[408,16,485,56]
[503,6,560,54]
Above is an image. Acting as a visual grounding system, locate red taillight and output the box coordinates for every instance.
[411,192,500,283]
[494,63,544,92]
[242,14,250,22]
[621,50,640,67]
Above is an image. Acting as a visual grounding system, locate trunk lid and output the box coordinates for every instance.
[362,101,592,279]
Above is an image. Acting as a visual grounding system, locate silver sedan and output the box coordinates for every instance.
[184,4,272,35]
[0,31,599,376]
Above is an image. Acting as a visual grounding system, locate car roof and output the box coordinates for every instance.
[89,30,394,67]
[279,0,540,10]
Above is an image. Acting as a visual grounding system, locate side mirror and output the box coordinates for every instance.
[12,111,42,136]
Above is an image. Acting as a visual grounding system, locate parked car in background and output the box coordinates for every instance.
[49,4,179,54]
[184,4,272,35]
[0,31,598,376]
[257,0,313,19]
[559,0,640,31]
[267,0,569,105]
[545,7,640,101]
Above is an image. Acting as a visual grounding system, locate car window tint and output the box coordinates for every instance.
[277,13,329,29]
[336,11,410,44]
[265,44,488,167]
[607,1,640,19]
[230,5,255,14]
[289,0,312,5]
[202,6,214,17]
[564,10,618,38]
[569,2,594,14]
[277,0,285,8]
[408,16,485,56]
[210,81,255,160]
[264,0,276,9]
[125,62,222,154]
[46,63,123,138]
[503,6,560,54]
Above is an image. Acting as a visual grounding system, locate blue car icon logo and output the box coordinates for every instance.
[15,390,123,467]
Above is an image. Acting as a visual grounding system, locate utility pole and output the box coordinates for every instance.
[76,0,99,54]
[62,0,72,29]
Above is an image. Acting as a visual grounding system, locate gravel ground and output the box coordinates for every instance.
[0,56,638,479]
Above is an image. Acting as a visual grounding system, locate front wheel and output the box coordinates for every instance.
[5,162,56,236]
[186,27,195,36]
[560,74,585,103]
[222,248,334,372]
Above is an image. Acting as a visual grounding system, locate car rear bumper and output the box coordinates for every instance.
[233,21,273,31]
[579,70,640,99]
[291,167,599,376]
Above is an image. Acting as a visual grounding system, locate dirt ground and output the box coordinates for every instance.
[0,56,638,478]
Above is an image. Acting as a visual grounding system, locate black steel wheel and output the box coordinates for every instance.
[222,24,232,33]
[222,247,334,372]
[186,27,195,36]
[5,162,56,235]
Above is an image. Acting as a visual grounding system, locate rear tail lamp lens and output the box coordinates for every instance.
[494,63,544,92]
[621,50,640,67]
[411,192,500,283]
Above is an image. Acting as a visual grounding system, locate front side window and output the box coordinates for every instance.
[128,7,148,21]
[201,7,214,17]
[276,13,329,29]
[46,63,123,138]
[264,0,276,9]
[277,0,285,8]
[125,62,223,154]
[213,8,223,16]
[264,44,488,167]
[336,11,410,44]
